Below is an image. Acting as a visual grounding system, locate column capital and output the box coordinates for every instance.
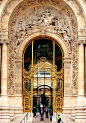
[0,39,9,44]
[77,37,86,45]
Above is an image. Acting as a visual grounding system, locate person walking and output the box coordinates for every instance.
[33,106,36,118]
[57,114,61,123]
[50,109,53,121]
[45,106,49,118]
[40,108,44,121]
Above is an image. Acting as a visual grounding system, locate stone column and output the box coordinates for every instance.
[1,43,8,96]
[1,43,10,123]
[75,43,85,123]
[78,43,84,96]
[85,45,86,95]
[0,45,1,95]
[63,57,72,114]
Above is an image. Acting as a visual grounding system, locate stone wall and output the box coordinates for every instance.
[0,0,86,123]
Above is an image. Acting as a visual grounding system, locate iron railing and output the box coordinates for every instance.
[20,113,28,123]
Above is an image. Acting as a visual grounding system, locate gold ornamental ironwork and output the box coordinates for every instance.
[23,59,63,113]
[23,39,63,113]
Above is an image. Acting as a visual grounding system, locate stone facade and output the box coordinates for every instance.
[0,0,86,123]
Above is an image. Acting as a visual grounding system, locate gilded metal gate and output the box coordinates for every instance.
[23,59,63,113]
[53,69,63,113]
[23,68,33,112]
[22,39,63,113]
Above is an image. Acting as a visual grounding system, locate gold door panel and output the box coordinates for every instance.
[23,58,63,113]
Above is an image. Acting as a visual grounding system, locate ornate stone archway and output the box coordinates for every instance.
[0,0,86,123]
[8,3,78,97]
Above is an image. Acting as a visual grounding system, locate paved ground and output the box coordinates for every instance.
[32,113,52,123]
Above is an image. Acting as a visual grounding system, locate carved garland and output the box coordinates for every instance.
[8,0,78,95]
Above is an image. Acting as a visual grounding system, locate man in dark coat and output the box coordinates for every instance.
[33,107,36,118]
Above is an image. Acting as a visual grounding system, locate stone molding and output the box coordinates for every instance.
[1,0,85,19]
[65,0,85,18]
[63,57,71,64]
[15,57,23,63]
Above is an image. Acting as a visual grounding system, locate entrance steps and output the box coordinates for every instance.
[10,113,75,123]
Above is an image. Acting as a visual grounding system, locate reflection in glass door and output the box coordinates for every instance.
[33,70,53,112]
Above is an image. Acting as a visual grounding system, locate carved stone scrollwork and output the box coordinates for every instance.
[14,7,72,51]
[8,86,15,95]
[71,36,78,95]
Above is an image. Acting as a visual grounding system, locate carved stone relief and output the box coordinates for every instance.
[71,36,78,95]
[15,7,72,48]
[8,0,78,95]
[1,0,85,18]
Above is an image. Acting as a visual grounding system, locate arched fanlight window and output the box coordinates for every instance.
[24,38,63,72]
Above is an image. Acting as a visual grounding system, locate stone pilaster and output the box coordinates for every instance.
[1,43,8,96]
[63,57,72,114]
[84,45,86,96]
[75,43,85,123]
[8,57,23,116]
[63,57,71,96]
[0,43,10,123]
[15,57,22,96]
[0,45,1,94]
[78,43,84,96]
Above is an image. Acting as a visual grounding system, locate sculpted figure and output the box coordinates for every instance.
[15,7,72,47]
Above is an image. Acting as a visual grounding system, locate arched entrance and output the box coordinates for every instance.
[22,37,64,113]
